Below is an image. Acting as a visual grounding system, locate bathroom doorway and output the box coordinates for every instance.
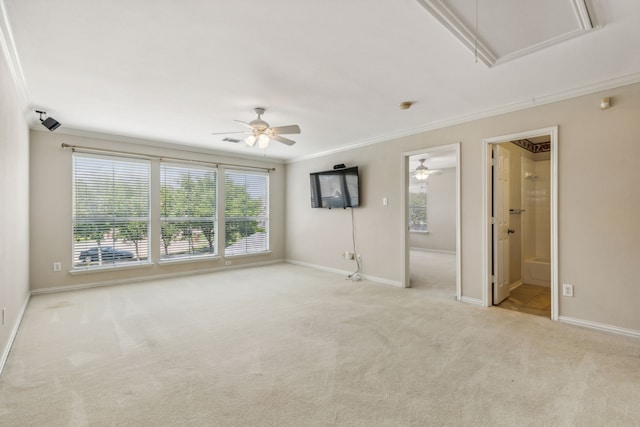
[401,143,461,301]
[482,127,558,319]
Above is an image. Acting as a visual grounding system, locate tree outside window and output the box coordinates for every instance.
[409,182,427,232]
[72,154,150,269]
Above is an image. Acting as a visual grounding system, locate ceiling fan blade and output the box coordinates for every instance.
[234,120,255,129]
[271,135,296,146]
[270,124,300,135]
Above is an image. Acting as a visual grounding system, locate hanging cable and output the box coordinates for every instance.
[347,207,361,281]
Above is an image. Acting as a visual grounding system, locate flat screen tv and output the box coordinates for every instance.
[310,166,360,208]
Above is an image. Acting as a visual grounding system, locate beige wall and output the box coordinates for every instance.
[409,167,456,253]
[0,45,30,368]
[29,131,286,291]
[286,83,640,331]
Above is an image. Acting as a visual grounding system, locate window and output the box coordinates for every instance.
[224,170,268,255]
[73,154,150,269]
[409,181,427,232]
[160,163,217,260]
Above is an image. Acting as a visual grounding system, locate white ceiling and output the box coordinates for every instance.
[2,0,640,161]
[409,151,456,172]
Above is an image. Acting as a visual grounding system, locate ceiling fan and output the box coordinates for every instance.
[213,107,301,149]
[414,158,442,180]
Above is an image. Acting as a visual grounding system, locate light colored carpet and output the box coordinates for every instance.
[1,263,639,426]
[409,250,456,299]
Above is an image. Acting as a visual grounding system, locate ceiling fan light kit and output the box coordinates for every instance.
[415,158,430,180]
[213,107,301,149]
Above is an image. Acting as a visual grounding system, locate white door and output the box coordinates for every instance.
[493,144,511,304]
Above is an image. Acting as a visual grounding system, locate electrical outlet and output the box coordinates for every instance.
[225,260,232,266]
[562,283,574,297]
[53,262,62,272]
[344,252,354,260]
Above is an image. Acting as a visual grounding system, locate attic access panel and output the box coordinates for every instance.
[416,0,594,66]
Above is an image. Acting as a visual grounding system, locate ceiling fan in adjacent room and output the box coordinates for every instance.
[414,158,442,180]
[213,107,301,149]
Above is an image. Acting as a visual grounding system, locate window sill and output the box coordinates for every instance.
[159,255,220,266]
[70,261,153,275]
[224,250,272,259]
[410,230,429,234]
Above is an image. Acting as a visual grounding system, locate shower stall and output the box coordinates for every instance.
[520,157,551,287]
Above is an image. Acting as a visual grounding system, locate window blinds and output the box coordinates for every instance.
[72,154,150,268]
[160,163,217,260]
[224,170,269,255]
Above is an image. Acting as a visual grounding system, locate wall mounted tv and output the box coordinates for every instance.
[310,166,360,209]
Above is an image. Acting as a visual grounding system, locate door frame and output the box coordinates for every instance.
[481,126,558,320]
[401,142,461,301]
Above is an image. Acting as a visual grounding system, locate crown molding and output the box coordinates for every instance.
[415,0,596,67]
[0,0,30,111]
[288,71,640,164]
[415,0,496,66]
[37,127,286,166]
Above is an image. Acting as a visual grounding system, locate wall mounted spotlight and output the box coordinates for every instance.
[36,110,61,131]
[600,97,611,110]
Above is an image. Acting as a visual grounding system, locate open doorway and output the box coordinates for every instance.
[401,143,460,301]
[482,127,558,320]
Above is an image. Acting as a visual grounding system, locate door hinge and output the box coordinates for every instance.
[491,217,497,225]
[491,159,497,167]
[491,275,496,284]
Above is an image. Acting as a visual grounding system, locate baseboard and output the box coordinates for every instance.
[0,293,31,376]
[410,247,456,255]
[285,259,403,287]
[558,316,640,339]
[31,259,286,295]
[459,296,484,306]
[509,280,523,291]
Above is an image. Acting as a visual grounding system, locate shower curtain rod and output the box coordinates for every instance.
[60,143,276,172]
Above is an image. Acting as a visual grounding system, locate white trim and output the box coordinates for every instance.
[509,280,524,291]
[414,0,496,66]
[287,72,640,164]
[571,0,595,28]
[285,259,402,287]
[401,154,410,288]
[559,316,640,339]
[158,255,222,266]
[414,0,594,67]
[50,127,285,166]
[482,127,559,321]
[70,262,153,275]
[31,259,285,295]
[460,297,484,306]
[401,143,461,300]
[0,0,30,110]
[410,247,455,255]
[0,293,30,376]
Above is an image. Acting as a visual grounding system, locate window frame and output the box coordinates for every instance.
[224,169,270,257]
[159,162,219,262]
[72,153,151,271]
[409,180,428,233]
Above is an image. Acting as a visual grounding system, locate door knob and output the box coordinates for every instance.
[507,229,515,234]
